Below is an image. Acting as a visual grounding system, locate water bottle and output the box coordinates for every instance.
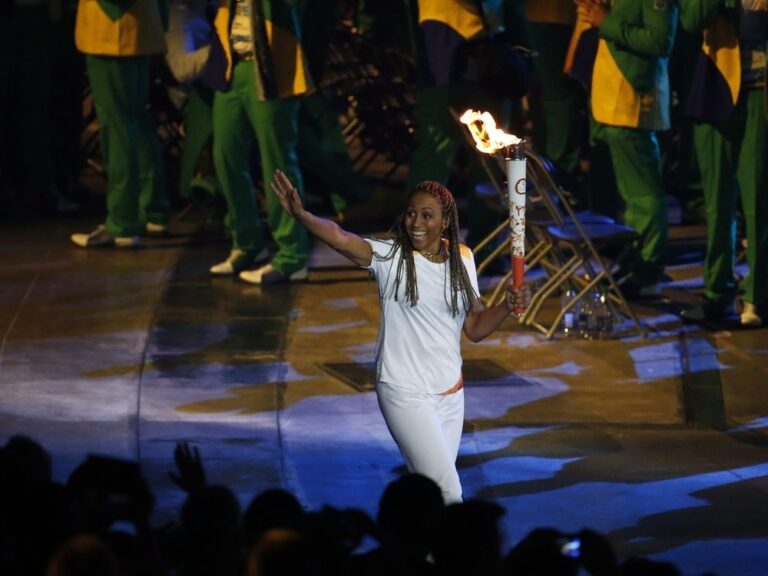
[560,287,578,337]
[601,291,614,338]
[584,291,599,338]
[593,289,613,339]
[576,293,589,338]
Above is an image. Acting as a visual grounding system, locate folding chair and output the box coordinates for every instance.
[520,151,646,339]
[451,109,645,338]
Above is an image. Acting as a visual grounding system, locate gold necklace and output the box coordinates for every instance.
[418,246,445,262]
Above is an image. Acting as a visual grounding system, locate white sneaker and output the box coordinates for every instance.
[71,225,139,248]
[210,247,268,275]
[239,262,308,285]
[740,302,763,328]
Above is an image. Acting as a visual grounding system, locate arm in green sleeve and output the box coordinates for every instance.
[599,1,677,57]
[679,0,723,33]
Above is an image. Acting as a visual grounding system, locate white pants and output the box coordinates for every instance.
[376,382,464,503]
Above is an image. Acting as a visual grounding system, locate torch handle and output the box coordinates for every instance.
[512,256,526,315]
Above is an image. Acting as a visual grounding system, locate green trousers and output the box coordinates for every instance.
[212,61,309,274]
[593,124,668,284]
[587,114,621,219]
[87,55,168,236]
[694,89,768,306]
[179,84,215,199]
[528,22,582,184]
[298,91,369,215]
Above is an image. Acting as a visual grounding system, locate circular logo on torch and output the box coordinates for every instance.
[515,178,526,195]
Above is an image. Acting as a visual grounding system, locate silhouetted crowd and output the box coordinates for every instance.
[1,434,718,576]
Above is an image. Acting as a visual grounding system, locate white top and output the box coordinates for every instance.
[364,238,480,394]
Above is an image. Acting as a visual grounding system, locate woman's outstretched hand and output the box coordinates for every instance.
[506,283,531,315]
[270,169,305,218]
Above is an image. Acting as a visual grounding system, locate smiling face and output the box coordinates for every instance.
[403,191,446,254]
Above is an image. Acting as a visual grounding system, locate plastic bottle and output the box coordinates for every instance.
[599,290,614,339]
[593,289,613,339]
[576,293,589,338]
[560,287,578,337]
[584,291,599,338]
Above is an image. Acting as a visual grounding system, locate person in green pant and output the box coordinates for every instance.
[203,0,312,284]
[524,0,584,196]
[296,0,372,221]
[407,0,530,267]
[71,0,170,248]
[406,0,506,191]
[678,0,767,328]
[164,0,219,204]
[576,0,678,297]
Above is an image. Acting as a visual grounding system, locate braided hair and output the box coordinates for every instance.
[381,181,481,316]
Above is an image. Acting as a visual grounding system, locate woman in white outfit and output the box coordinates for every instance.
[270,169,530,502]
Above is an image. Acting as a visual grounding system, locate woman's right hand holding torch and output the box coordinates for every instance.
[506,283,531,317]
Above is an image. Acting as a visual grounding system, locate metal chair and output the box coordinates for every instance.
[451,113,646,338]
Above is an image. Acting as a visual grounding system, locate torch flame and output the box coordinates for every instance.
[459,109,521,154]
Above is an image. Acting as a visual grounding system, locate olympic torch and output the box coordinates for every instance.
[459,110,526,312]
[505,142,526,313]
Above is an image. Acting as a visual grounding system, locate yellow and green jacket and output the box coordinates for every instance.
[417,0,486,85]
[681,0,768,121]
[416,0,529,86]
[564,16,599,86]
[591,0,678,131]
[75,0,167,56]
[202,0,313,101]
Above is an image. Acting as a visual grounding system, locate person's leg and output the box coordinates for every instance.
[86,55,142,237]
[736,90,768,310]
[211,62,265,255]
[135,56,168,228]
[377,384,463,503]
[179,85,216,199]
[51,7,85,202]
[602,125,668,286]
[588,119,621,220]
[693,117,739,306]
[297,92,370,214]
[244,80,309,275]
[436,390,465,467]
[406,85,463,191]
[528,23,582,185]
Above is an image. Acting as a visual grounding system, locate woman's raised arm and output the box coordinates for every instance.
[270,169,373,267]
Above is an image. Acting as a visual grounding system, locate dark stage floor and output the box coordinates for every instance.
[1,211,767,576]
